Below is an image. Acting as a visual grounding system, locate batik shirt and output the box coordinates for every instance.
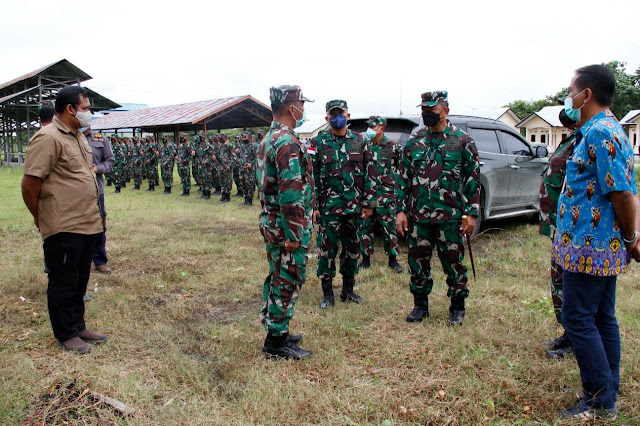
[552,110,637,276]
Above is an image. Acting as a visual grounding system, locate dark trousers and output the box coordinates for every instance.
[562,270,620,409]
[92,193,108,266]
[43,232,97,341]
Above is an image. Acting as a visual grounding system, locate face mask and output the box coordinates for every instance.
[558,109,577,129]
[365,128,378,139]
[74,109,93,128]
[422,111,441,127]
[290,105,306,128]
[564,90,586,122]
[329,114,347,130]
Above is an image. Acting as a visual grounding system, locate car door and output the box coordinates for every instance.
[467,127,510,209]
[497,130,545,205]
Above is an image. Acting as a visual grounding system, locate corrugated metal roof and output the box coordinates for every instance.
[0,85,41,104]
[0,59,91,93]
[517,105,565,128]
[89,95,271,131]
[621,109,640,124]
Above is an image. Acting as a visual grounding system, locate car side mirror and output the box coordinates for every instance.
[535,146,548,158]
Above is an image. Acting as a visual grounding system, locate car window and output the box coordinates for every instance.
[499,131,532,156]
[468,128,500,154]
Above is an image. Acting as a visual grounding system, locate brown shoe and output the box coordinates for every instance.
[95,264,112,273]
[56,337,91,354]
[78,329,108,344]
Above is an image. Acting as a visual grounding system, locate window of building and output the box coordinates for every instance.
[541,134,547,143]
[531,134,536,142]
[562,133,568,140]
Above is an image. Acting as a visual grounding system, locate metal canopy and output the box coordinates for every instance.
[88,95,272,133]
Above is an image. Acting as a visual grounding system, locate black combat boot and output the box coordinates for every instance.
[221,193,230,203]
[213,187,221,195]
[203,190,211,200]
[246,197,253,206]
[262,333,311,360]
[146,184,154,191]
[406,294,429,322]
[340,277,363,303]
[181,188,188,197]
[448,296,466,326]
[388,255,403,273]
[114,187,121,193]
[163,186,170,194]
[122,182,127,188]
[543,332,570,350]
[235,190,243,197]
[359,254,370,269]
[133,184,140,190]
[287,333,302,344]
[319,279,334,309]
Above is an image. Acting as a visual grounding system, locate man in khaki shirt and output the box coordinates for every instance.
[22,86,107,354]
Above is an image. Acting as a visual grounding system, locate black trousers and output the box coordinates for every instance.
[43,232,97,341]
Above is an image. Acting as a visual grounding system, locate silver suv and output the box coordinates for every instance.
[348,115,549,237]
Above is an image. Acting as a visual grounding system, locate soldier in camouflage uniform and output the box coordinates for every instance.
[216,133,234,202]
[238,131,258,205]
[359,116,403,273]
[210,135,222,194]
[311,99,378,309]
[144,136,160,191]
[257,85,315,360]
[539,107,577,359]
[177,134,194,196]
[130,137,145,190]
[396,91,480,326]
[193,135,203,191]
[125,137,133,185]
[112,137,126,193]
[160,134,177,194]
[199,135,216,199]
[233,135,243,197]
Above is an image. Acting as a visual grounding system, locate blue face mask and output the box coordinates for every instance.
[365,128,378,139]
[564,89,586,122]
[329,114,347,130]
[291,106,306,128]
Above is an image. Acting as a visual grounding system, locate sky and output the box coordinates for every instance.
[2,0,639,122]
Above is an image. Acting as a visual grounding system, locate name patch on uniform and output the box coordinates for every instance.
[94,133,104,142]
[444,139,463,152]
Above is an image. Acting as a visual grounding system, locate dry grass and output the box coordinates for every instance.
[1,165,640,425]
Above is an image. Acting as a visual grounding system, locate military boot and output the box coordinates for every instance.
[448,296,466,326]
[543,332,570,350]
[213,187,221,195]
[388,255,403,273]
[114,187,121,193]
[340,277,363,303]
[235,190,243,197]
[262,333,311,360]
[167,186,171,194]
[181,188,189,197]
[406,294,429,322]
[359,254,370,269]
[203,190,211,200]
[163,186,170,194]
[221,193,230,203]
[319,279,334,309]
[246,197,253,206]
[146,184,154,191]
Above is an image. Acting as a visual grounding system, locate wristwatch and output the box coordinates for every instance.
[623,230,639,245]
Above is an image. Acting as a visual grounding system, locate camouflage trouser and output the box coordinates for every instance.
[408,221,469,298]
[146,162,159,185]
[239,165,256,199]
[233,167,241,193]
[217,167,233,194]
[133,162,144,186]
[192,162,200,186]
[317,214,361,280]
[178,162,191,190]
[212,167,219,189]
[161,161,174,187]
[259,242,307,336]
[200,163,213,191]
[550,257,563,324]
[105,172,114,186]
[113,164,125,189]
[361,206,399,257]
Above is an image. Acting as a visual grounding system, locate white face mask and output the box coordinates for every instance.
[75,109,93,128]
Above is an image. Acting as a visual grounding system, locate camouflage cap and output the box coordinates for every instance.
[269,85,314,105]
[38,100,55,111]
[325,99,348,113]
[418,91,448,107]
[366,116,387,127]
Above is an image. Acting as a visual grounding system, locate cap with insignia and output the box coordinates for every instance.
[325,99,348,113]
[38,100,55,111]
[418,91,448,107]
[269,85,314,105]
[366,116,387,127]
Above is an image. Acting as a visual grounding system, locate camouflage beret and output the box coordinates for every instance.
[366,116,387,127]
[325,99,348,113]
[418,91,448,107]
[38,100,55,111]
[269,85,314,105]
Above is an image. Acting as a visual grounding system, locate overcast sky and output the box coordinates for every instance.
[2,0,639,121]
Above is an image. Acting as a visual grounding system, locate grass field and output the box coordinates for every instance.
[1,165,640,425]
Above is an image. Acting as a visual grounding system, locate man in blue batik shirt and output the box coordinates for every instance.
[553,65,640,419]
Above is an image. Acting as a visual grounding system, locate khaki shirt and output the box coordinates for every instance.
[24,115,104,240]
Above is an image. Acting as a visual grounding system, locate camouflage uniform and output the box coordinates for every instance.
[216,134,234,201]
[397,91,480,315]
[125,138,133,184]
[238,132,258,205]
[131,138,145,189]
[112,139,126,192]
[193,136,203,189]
[539,133,576,325]
[257,85,315,340]
[199,138,216,198]
[311,100,378,288]
[210,136,221,193]
[360,116,401,262]
[160,135,177,193]
[233,136,243,196]
[177,135,194,194]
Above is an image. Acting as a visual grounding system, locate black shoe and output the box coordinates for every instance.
[221,193,230,203]
[406,295,429,322]
[181,189,188,197]
[163,187,170,194]
[558,401,617,420]
[235,191,243,197]
[203,190,211,200]
[146,185,154,191]
[543,332,571,350]
[114,187,121,193]
[546,346,573,359]
[388,255,403,273]
[262,334,311,360]
[246,198,253,206]
[340,277,363,303]
[287,333,302,344]
[359,255,370,269]
[320,279,334,309]
[122,182,126,188]
[448,309,466,326]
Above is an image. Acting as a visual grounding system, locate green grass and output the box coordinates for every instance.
[1,165,640,425]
